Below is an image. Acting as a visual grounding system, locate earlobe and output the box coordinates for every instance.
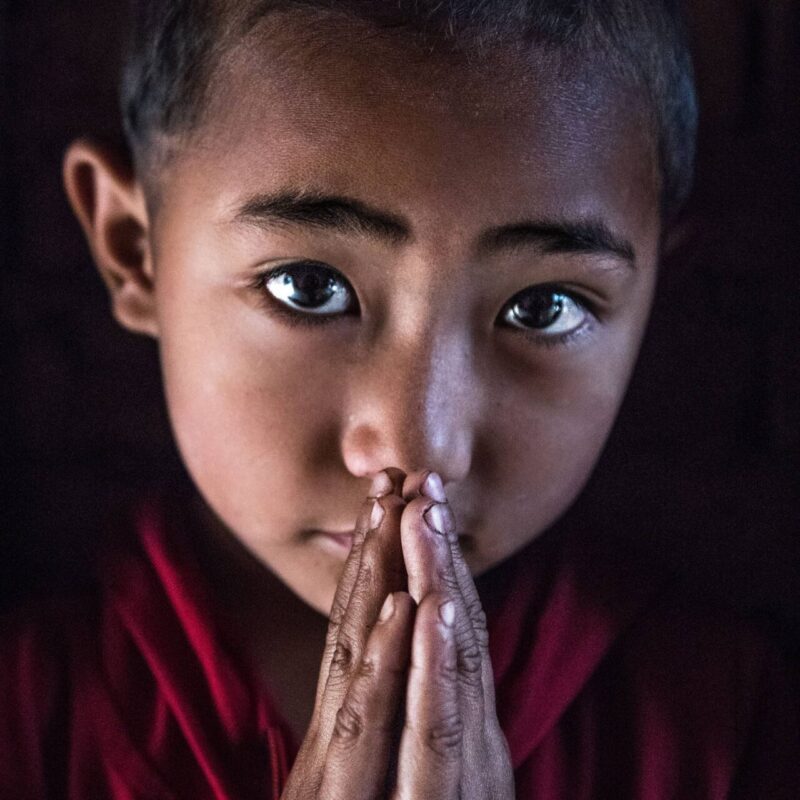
[63,138,159,339]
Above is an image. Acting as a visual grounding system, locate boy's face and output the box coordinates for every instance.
[135,23,661,614]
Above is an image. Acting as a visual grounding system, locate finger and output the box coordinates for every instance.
[315,502,376,705]
[403,474,509,787]
[400,495,460,602]
[373,466,407,498]
[401,473,510,785]
[402,489,503,799]
[318,493,407,739]
[400,469,444,502]
[444,513,499,716]
[401,496,484,701]
[441,515,510,779]
[393,593,461,800]
[331,467,406,626]
[315,469,405,709]
[328,494,406,680]
[319,592,414,800]
[407,472,497,715]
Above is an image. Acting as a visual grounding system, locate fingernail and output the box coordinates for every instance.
[370,499,385,529]
[423,503,451,536]
[421,471,447,502]
[438,600,455,628]
[378,593,395,622]
[369,471,394,497]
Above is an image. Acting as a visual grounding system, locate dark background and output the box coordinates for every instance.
[1,3,798,660]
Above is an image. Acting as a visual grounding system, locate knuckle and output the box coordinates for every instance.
[366,646,406,680]
[440,655,459,683]
[465,598,487,630]
[466,601,490,647]
[356,654,376,679]
[326,639,356,687]
[457,642,484,691]
[473,625,490,652]
[426,712,463,760]
[332,639,355,671]
[459,642,482,675]
[331,701,365,747]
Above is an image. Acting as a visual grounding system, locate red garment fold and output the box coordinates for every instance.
[1,493,797,798]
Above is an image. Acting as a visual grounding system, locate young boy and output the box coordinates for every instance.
[2,0,798,797]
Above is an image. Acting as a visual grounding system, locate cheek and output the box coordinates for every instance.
[513,384,616,499]
[154,271,342,540]
[159,317,353,616]
[473,338,635,566]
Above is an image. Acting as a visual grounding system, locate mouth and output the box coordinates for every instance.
[310,527,474,556]
[312,529,356,554]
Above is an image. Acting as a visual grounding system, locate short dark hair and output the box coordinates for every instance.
[120,0,698,219]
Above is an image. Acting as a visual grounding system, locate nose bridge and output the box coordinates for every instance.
[340,322,476,484]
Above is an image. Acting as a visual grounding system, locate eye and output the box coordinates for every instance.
[500,285,589,337]
[262,261,355,316]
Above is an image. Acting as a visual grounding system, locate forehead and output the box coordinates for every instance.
[164,12,660,243]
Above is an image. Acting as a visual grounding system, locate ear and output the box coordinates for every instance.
[63,138,159,338]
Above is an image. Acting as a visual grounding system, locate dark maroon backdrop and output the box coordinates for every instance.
[2,3,799,659]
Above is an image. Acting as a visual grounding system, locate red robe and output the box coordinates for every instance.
[1,494,797,798]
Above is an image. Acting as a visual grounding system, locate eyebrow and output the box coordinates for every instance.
[476,219,636,264]
[232,189,636,266]
[234,189,409,245]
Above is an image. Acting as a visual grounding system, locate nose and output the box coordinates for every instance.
[340,328,478,487]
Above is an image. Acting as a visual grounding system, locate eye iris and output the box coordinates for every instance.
[512,291,564,328]
[281,266,336,309]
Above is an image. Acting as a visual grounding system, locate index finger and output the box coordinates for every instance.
[403,471,496,711]
[314,493,408,748]
[315,468,405,706]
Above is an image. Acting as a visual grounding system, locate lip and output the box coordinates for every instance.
[311,527,473,553]
[313,529,355,553]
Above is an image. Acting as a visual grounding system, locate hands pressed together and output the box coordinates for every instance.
[282,468,515,799]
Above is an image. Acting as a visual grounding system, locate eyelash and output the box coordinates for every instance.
[523,317,594,349]
[248,263,597,346]
[247,263,355,329]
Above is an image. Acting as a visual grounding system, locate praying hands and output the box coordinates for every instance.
[281,468,515,799]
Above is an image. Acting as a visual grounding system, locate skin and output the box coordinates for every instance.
[63,14,662,797]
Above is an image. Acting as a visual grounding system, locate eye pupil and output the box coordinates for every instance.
[280,266,336,309]
[511,291,564,328]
